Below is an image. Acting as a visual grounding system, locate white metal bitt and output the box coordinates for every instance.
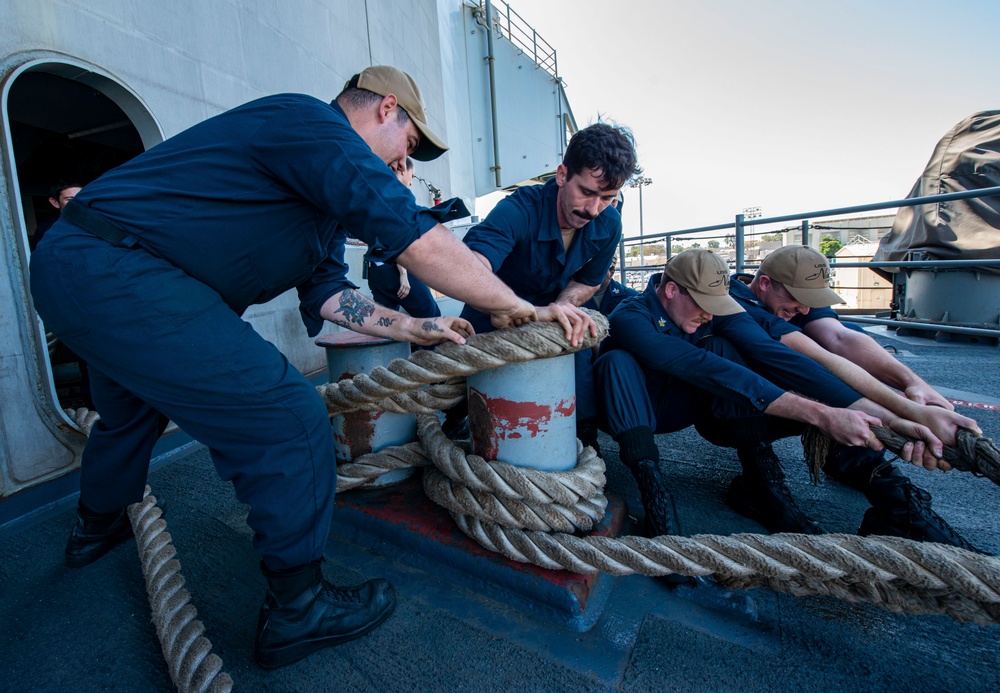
[316,332,416,487]
[467,353,577,471]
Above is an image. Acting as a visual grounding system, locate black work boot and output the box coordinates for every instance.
[859,468,986,553]
[255,560,397,669]
[627,459,680,538]
[577,419,602,458]
[726,443,824,534]
[65,501,134,568]
[824,442,984,552]
[823,441,893,492]
[616,427,679,537]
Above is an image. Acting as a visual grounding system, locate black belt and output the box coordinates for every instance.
[61,201,135,247]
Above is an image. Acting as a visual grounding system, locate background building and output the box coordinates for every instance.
[832,237,892,311]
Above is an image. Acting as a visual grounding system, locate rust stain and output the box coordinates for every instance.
[338,410,381,460]
[468,387,554,461]
[468,389,497,460]
[334,369,378,460]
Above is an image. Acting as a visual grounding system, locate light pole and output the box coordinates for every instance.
[741,205,761,271]
[631,176,653,267]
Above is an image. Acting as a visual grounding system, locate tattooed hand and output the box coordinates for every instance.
[319,289,473,346]
[407,316,474,346]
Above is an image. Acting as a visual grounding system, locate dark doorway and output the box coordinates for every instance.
[8,68,148,410]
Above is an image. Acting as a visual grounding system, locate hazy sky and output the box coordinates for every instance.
[516,0,998,240]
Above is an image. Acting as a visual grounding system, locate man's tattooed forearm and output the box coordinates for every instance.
[334,289,375,326]
[376,316,396,327]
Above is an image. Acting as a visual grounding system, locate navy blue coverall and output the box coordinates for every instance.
[584,277,638,317]
[366,261,440,317]
[364,198,469,317]
[728,273,880,469]
[30,94,448,570]
[594,274,861,448]
[460,178,621,422]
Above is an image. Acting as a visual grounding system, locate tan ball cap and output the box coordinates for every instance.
[347,65,448,161]
[759,245,845,308]
[664,249,744,316]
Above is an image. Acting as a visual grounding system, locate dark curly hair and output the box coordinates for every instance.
[562,123,640,190]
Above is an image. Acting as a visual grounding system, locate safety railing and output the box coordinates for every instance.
[618,185,1000,339]
[471,0,558,78]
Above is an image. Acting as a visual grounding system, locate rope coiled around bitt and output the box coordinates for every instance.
[64,308,1000,655]
[316,314,608,416]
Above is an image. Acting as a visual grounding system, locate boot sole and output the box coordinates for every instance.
[254,591,398,669]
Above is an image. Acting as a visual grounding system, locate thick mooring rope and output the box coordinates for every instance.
[802,424,1000,488]
[327,316,1000,624]
[128,488,233,693]
[62,307,1000,642]
[63,411,231,690]
[316,314,608,416]
[874,425,1000,485]
[320,312,1000,625]
[343,416,1000,625]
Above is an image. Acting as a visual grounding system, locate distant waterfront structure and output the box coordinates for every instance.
[781,213,895,248]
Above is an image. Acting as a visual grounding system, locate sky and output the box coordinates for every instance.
[509,0,999,240]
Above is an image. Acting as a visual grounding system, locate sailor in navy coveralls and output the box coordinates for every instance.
[727,245,983,551]
[29,66,588,668]
[584,260,639,316]
[593,249,898,538]
[459,123,640,446]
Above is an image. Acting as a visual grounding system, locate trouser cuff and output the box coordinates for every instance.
[616,426,659,468]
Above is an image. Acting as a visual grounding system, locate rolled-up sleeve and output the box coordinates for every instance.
[295,227,355,336]
[248,99,445,334]
[295,198,474,336]
[462,195,526,272]
[742,301,800,340]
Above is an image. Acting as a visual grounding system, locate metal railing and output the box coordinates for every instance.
[618,185,1000,339]
[472,1,558,78]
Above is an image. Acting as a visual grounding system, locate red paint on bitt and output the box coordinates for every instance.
[468,388,553,461]
[554,397,576,417]
[335,478,628,609]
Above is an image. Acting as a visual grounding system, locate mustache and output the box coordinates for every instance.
[573,210,596,221]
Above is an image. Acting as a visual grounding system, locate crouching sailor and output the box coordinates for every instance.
[594,249,940,538]
[30,65,585,669]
